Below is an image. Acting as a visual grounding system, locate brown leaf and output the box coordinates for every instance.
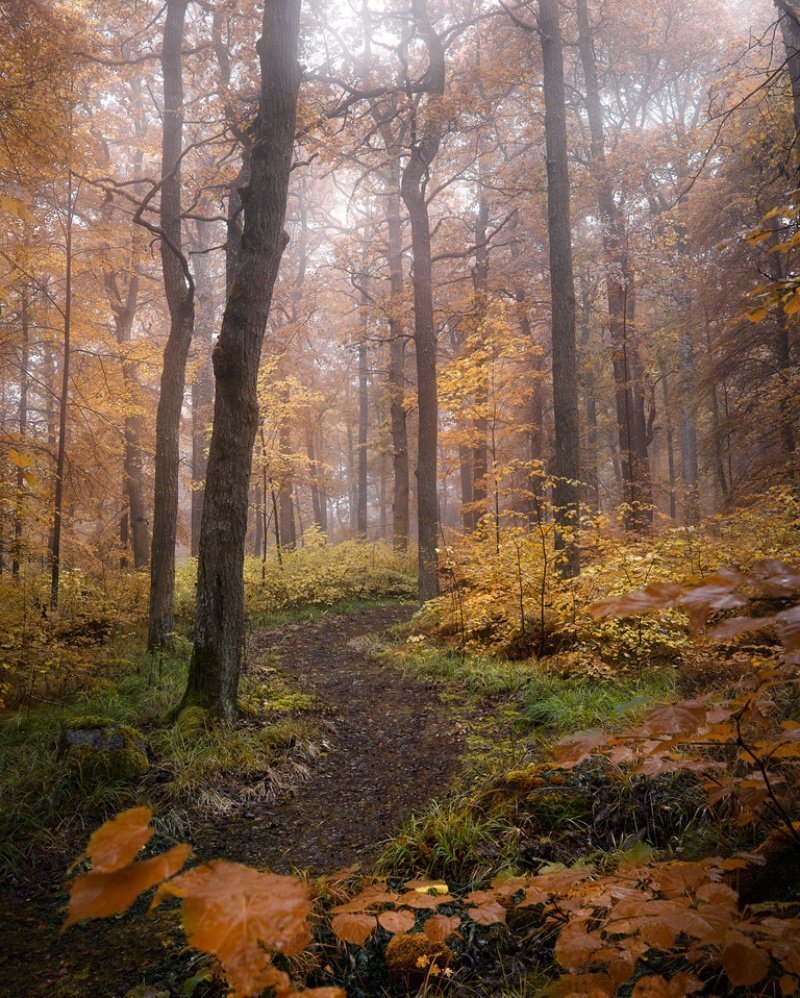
[65,843,190,927]
[632,974,703,997]
[330,912,377,946]
[711,616,776,640]
[554,918,598,971]
[554,729,607,768]
[157,860,312,996]
[722,938,771,986]
[640,702,707,738]
[377,910,415,935]
[467,900,506,926]
[589,582,685,619]
[423,913,461,943]
[776,605,800,650]
[397,890,455,908]
[83,807,154,873]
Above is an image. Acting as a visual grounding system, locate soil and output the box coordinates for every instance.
[0,603,467,997]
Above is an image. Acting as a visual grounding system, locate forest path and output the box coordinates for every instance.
[1,602,467,996]
[193,602,465,872]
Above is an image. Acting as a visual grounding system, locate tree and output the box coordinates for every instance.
[538,0,580,577]
[400,0,446,603]
[179,0,302,719]
[146,0,196,650]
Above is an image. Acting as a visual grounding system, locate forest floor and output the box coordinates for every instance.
[0,603,473,997]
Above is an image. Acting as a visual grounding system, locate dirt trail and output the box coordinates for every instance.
[196,603,464,872]
[1,604,465,996]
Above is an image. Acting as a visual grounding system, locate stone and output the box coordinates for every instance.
[59,715,149,781]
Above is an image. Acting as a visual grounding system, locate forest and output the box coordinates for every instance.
[2,0,800,994]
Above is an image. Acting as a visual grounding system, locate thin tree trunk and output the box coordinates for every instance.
[179,0,301,718]
[539,0,580,577]
[191,243,215,556]
[400,0,445,602]
[13,287,29,578]
[147,0,195,649]
[50,167,75,610]
[577,0,652,533]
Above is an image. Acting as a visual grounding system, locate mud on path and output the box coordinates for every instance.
[196,603,465,873]
[0,603,466,996]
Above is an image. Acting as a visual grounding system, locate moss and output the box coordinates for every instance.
[174,706,208,736]
[59,719,149,782]
[385,932,452,976]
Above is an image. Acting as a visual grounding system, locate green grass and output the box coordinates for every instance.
[0,649,317,870]
[248,594,414,630]
[391,644,675,737]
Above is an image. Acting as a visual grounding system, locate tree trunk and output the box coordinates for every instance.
[179,0,301,719]
[384,157,410,550]
[357,338,369,538]
[147,0,195,649]
[12,286,29,579]
[471,183,490,531]
[50,167,74,610]
[539,0,580,577]
[400,0,445,603]
[191,241,215,556]
[577,0,652,533]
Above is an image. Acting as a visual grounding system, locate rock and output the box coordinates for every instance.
[59,716,149,781]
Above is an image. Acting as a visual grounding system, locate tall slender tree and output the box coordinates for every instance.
[179,0,302,719]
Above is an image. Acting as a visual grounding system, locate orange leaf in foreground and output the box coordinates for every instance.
[424,913,461,943]
[377,909,415,934]
[554,729,607,768]
[467,900,506,926]
[84,806,154,873]
[157,860,312,997]
[65,843,190,927]
[722,938,771,987]
[632,973,703,997]
[589,582,685,619]
[330,912,377,946]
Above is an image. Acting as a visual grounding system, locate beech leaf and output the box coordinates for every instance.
[84,806,154,873]
[65,843,190,927]
[423,913,461,943]
[722,939,771,986]
[156,860,312,996]
[330,912,377,946]
[377,910,415,934]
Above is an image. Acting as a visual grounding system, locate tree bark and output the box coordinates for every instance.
[400,0,445,602]
[179,0,302,718]
[147,0,195,649]
[576,0,652,532]
[384,154,410,550]
[539,0,580,577]
[191,242,215,556]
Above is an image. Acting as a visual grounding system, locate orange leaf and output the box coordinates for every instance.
[378,910,415,934]
[157,860,312,996]
[722,939,771,987]
[84,806,154,873]
[330,912,377,946]
[780,975,799,995]
[554,729,607,768]
[641,702,707,738]
[632,974,703,997]
[424,913,461,943]
[776,606,800,650]
[467,901,506,926]
[65,843,190,927]
[589,582,684,619]
[554,918,598,971]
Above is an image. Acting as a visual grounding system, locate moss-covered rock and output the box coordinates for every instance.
[59,716,149,781]
[385,932,452,979]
